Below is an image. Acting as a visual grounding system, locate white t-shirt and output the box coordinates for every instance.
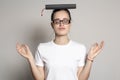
[35,40,87,80]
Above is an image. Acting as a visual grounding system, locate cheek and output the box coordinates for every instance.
[52,25,58,32]
[66,25,71,31]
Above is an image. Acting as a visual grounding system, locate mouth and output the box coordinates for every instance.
[58,27,66,30]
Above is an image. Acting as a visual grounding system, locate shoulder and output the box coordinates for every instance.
[37,41,52,49]
[70,40,87,55]
[71,40,86,49]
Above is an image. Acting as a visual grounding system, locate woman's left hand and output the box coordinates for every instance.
[87,41,104,60]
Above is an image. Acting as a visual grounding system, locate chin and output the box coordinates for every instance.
[56,32,68,36]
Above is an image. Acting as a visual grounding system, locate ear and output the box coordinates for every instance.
[51,22,54,29]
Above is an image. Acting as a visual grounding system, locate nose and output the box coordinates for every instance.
[59,21,64,26]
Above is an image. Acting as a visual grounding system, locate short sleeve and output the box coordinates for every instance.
[78,45,87,67]
[35,46,44,67]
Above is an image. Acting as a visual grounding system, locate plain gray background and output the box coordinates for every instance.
[0,0,120,80]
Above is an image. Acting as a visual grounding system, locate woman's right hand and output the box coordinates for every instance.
[16,43,33,60]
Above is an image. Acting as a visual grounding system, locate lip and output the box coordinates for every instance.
[58,27,66,30]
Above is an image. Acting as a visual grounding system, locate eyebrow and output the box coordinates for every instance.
[53,18,70,20]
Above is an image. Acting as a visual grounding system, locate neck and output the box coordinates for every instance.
[54,35,70,45]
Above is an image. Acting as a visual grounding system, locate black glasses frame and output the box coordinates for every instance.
[52,19,71,25]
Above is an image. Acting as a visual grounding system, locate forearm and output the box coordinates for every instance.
[78,41,104,80]
[78,60,93,80]
[28,57,44,80]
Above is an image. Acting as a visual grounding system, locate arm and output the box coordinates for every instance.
[28,57,44,80]
[16,43,44,80]
[78,41,104,80]
[78,58,93,80]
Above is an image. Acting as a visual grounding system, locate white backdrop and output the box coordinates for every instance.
[0,0,120,80]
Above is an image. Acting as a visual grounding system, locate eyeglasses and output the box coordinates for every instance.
[52,18,70,25]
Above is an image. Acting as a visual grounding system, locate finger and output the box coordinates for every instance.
[16,42,20,48]
[94,43,98,48]
[21,44,28,51]
[92,43,99,52]
[21,44,25,47]
[95,41,104,54]
[95,41,104,51]
[95,41,104,52]
[25,44,32,54]
[24,44,29,50]
[99,41,104,49]
[91,43,97,50]
[16,44,25,53]
[16,42,24,50]
[95,48,103,55]
[93,43,98,47]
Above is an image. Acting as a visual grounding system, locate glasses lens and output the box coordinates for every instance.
[53,19,60,25]
[62,19,70,24]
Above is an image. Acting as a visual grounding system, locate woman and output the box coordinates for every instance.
[16,9,104,80]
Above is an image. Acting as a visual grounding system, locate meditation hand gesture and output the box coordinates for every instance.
[87,41,104,61]
[16,43,33,60]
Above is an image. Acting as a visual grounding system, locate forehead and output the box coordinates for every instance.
[54,10,69,19]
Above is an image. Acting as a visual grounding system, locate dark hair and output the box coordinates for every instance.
[51,9,71,22]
